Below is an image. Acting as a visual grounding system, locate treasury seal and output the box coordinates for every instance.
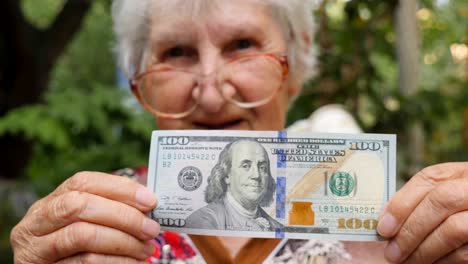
[178,166,203,191]
[329,171,355,197]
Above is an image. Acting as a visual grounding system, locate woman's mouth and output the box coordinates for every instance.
[194,119,247,130]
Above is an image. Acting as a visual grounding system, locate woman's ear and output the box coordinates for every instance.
[286,76,302,99]
[287,81,301,98]
[284,47,306,99]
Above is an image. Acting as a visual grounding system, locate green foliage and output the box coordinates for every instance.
[288,0,467,173]
[417,0,467,164]
[6,0,154,195]
[17,84,154,196]
[289,0,399,128]
[21,0,64,28]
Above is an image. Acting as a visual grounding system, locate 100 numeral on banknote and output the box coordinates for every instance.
[147,130,396,241]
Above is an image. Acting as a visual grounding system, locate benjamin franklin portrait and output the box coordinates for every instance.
[185,140,282,231]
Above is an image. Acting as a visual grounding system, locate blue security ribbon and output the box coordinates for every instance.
[276,131,287,168]
[276,177,286,219]
[275,228,285,238]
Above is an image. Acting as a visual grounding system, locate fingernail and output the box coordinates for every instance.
[143,241,155,257]
[378,203,388,220]
[136,187,157,207]
[142,218,160,239]
[385,240,402,263]
[377,213,398,237]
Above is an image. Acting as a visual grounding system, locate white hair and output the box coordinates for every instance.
[112,0,318,84]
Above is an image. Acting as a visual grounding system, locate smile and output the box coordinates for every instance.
[194,119,244,130]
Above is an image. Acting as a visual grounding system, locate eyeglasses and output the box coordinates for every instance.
[130,53,289,119]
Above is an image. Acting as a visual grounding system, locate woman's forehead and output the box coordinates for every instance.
[148,0,274,36]
[150,0,266,18]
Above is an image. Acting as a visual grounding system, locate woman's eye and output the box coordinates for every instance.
[168,47,184,57]
[227,38,258,53]
[234,39,252,50]
[163,46,195,59]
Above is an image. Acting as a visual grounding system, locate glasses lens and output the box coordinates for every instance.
[137,68,198,115]
[218,55,283,106]
[136,54,284,116]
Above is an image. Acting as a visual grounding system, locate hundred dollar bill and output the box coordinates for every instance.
[147,130,396,241]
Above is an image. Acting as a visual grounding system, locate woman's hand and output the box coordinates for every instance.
[377,162,468,263]
[10,171,160,263]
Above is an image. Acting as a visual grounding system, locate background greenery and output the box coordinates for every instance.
[1,0,466,261]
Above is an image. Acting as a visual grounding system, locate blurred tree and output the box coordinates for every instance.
[289,0,399,128]
[0,0,154,194]
[0,1,153,261]
[288,0,467,179]
[395,0,424,176]
[464,108,468,147]
[0,0,92,180]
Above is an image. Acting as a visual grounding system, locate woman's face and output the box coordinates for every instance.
[143,0,300,131]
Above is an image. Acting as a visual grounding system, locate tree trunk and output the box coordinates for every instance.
[395,0,424,178]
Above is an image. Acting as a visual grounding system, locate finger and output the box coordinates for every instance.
[37,222,155,262]
[27,191,160,240]
[403,211,468,263]
[383,178,468,263]
[55,253,148,264]
[434,244,468,264]
[48,171,157,212]
[377,162,468,238]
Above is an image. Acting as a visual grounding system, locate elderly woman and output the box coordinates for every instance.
[10,0,468,263]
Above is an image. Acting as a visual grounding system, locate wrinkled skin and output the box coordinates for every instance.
[377,162,468,264]
[10,172,159,263]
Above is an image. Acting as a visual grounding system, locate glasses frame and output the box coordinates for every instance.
[130,53,289,119]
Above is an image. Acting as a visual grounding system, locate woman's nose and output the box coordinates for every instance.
[193,55,228,113]
[194,75,227,113]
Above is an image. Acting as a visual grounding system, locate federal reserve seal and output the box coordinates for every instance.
[178,166,203,191]
[329,171,355,197]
